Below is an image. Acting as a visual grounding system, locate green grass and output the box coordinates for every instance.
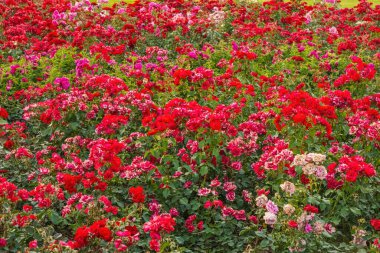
[105,0,379,8]
[106,0,134,5]
[307,0,380,7]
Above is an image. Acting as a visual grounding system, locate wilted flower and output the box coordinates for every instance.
[255,195,268,208]
[352,230,367,246]
[283,204,296,216]
[280,181,296,195]
[209,10,225,25]
[315,166,328,179]
[324,223,336,234]
[302,163,316,175]
[313,221,325,234]
[263,212,277,225]
[292,154,308,166]
[306,153,326,164]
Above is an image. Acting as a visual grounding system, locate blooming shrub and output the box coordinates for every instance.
[0,0,379,252]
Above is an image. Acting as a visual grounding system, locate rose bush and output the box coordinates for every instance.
[0,0,379,252]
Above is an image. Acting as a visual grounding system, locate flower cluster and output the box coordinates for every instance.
[0,0,379,252]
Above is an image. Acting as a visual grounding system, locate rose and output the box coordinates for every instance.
[283,204,295,216]
[264,212,277,225]
[288,220,298,228]
[28,240,37,249]
[371,219,380,231]
[129,186,146,203]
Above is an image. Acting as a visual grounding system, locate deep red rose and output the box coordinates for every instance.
[288,220,298,228]
[0,238,7,247]
[149,239,160,252]
[209,118,222,131]
[249,215,258,224]
[98,227,112,241]
[129,186,145,203]
[39,111,53,124]
[371,219,380,231]
[62,174,82,193]
[0,108,9,119]
[126,225,139,236]
[3,139,14,150]
[73,226,89,248]
[345,169,358,182]
[304,204,319,213]
[300,174,310,185]
[292,113,307,124]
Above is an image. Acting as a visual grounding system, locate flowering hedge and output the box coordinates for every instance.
[0,0,379,252]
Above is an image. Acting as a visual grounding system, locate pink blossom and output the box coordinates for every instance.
[226,191,236,201]
[198,188,211,197]
[266,200,279,214]
[29,240,38,249]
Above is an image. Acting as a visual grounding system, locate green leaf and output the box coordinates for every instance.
[163,188,170,199]
[200,166,208,176]
[339,207,349,218]
[179,198,188,205]
[160,241,171,252]
[330,217,340,225]
[49,211,62,225]
[260,239,269,247]
[191,202,201,211]
[295,166,303,175]
[307,196,320,205]
[176,236,184,244]
[350,207,361,215]
[255,230,266,238]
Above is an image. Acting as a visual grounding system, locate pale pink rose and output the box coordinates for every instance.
[280,181,296,195]
[283,204,295,215]
[266,200,279,214]
[263,212,277,225]
[255,195,268,208]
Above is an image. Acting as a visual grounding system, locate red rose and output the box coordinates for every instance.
[73,226,89,248]
[364,166,376,177]
[209,118,222,131]
[288,220,298,228]
[129,186,145,203]
[292,113,307,124]
[0,238,7,247]
[197,221,204,230]
[62,174,82,193]
[0,108,8,119]
[3,139,14,150]
[149,239,160,252]
[304,204,319,213]
[98,227,112,241]
[125,225,139,236]
[371,219,380,231]
[300,174,310,185]
[249,215,258,224]
[345,169,358,182]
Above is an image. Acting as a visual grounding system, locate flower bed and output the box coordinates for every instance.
[0,0,379,252]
